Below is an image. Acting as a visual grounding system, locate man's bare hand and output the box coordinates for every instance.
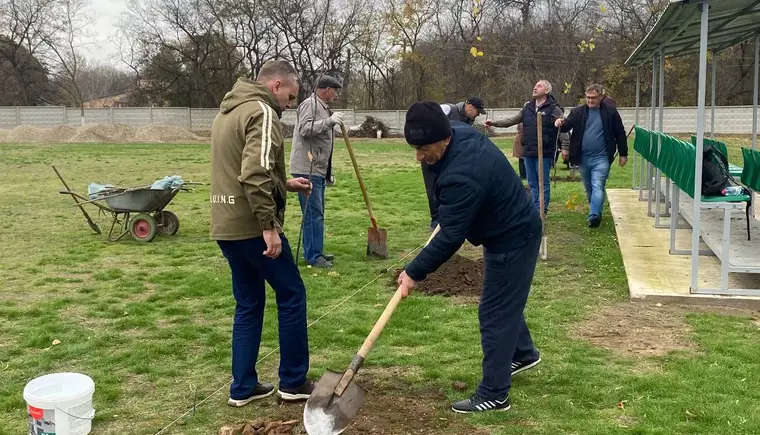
[484,120,494,127]
[562,149,569,160]
[554,118,565,128]
[287,177,312,194]
[262,229,282,259]
[619,156,628,167]
[396,270,418,298]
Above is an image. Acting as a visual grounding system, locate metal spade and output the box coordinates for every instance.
[303,226,441,435]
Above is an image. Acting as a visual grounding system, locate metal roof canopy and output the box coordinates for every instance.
[626,0,760,67]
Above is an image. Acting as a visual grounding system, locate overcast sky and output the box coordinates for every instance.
[87,0,128,64]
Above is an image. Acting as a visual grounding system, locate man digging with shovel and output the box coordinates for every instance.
[398,102,543,413]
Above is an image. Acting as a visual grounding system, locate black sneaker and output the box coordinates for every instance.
[511,357,541,376]
[322,253,335,262]
[588,215,602,228]
[278,380,315,401]
[227,382,275,407]
[452,394,510,414]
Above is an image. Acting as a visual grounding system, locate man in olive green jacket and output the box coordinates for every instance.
[210,59,315,407]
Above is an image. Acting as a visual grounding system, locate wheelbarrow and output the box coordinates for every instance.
[53,166,193,243]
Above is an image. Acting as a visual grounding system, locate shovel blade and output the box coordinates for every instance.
[303,370,367,435]
[367,227,388,259]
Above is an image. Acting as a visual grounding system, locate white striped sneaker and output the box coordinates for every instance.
[451,394,511,413]
[511,357,541,376]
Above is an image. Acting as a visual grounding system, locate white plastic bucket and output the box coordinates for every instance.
[23,372,95,435]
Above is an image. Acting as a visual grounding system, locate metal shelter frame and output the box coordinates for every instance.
[626,0,760,295]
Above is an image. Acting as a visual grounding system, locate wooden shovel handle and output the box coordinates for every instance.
[536,113,545,222]
[333,225,442,396]
[340,123,378,229]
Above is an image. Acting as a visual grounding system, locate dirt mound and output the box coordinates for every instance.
[348,116,390,138]
[0,123,205,143]
[572,302,697,357]
[393,254,483,297]
[219,419,296,435]
[47,125,78,142]
[69,124,136,142]
[7,125,48,142]
[134,123,201,142]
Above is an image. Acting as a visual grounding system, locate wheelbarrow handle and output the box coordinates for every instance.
[334,226,441,396]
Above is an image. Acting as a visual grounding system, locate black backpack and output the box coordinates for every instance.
[701,144,730,196]
[701,144,753,240]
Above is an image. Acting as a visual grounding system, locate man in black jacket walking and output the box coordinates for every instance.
[398,101,542,414]
[556,84,628,227]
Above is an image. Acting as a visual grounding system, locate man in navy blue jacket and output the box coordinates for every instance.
[397,101,543,414]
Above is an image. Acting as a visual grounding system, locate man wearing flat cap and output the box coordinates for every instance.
[397,102,543,414]
[289,75,344,268]
[421,97,486,231]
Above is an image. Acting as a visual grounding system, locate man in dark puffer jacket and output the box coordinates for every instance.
[398,101,543,414]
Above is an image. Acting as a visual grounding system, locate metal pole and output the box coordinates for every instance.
[648,54,657,217]
[711,51,717,139]
[753,34,759,150]
[634,69,641,190]
[691,1,709,292]
[655,49,665,224]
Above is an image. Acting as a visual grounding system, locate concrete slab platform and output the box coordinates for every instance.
[607,188,760,309]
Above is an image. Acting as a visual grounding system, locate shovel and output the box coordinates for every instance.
[304,225,441,435]
[537,114,548,260]
[339,123,388,259]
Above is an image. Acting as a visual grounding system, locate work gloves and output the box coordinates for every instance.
[328,112,345,127]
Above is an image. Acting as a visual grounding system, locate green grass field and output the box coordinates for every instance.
[2,135,760,435]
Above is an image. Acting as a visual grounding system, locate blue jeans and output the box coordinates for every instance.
[292,173,325,264]
[579,154,611,219]
[217,235,309,399]
[476,233,541,400]
[523,157,553,213]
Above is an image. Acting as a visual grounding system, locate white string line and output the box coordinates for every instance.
[154,241,425,435]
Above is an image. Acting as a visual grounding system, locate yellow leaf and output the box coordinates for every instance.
[477,51,484,56]
[589,42,596,50]
[470,47,478,57]
[52,339,61,346]
[596,26,603,34]
[473,7,480,14]
[600,4,608,13]
[476,35,482,41]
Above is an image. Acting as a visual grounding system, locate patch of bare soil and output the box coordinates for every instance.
[221,373,490,435]
[219,419,298,435]
[572,302,698,357]
[392,254,483,298]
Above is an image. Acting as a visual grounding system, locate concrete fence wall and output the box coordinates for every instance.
[0,105,758,135]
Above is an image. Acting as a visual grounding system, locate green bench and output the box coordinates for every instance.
[635,125,760,294]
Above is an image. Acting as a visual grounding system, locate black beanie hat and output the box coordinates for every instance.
[404,101,452,147]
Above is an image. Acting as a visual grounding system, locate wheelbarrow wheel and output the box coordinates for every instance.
[156,210,179,236]
[130,213,157,242]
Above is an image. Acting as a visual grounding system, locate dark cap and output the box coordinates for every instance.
[465,97,486,114]
[316,75,342,89]
[404,101,452,147]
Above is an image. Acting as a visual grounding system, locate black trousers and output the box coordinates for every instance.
[518,158,527,179]
[421,161,438,223]
[476,232,541,400]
